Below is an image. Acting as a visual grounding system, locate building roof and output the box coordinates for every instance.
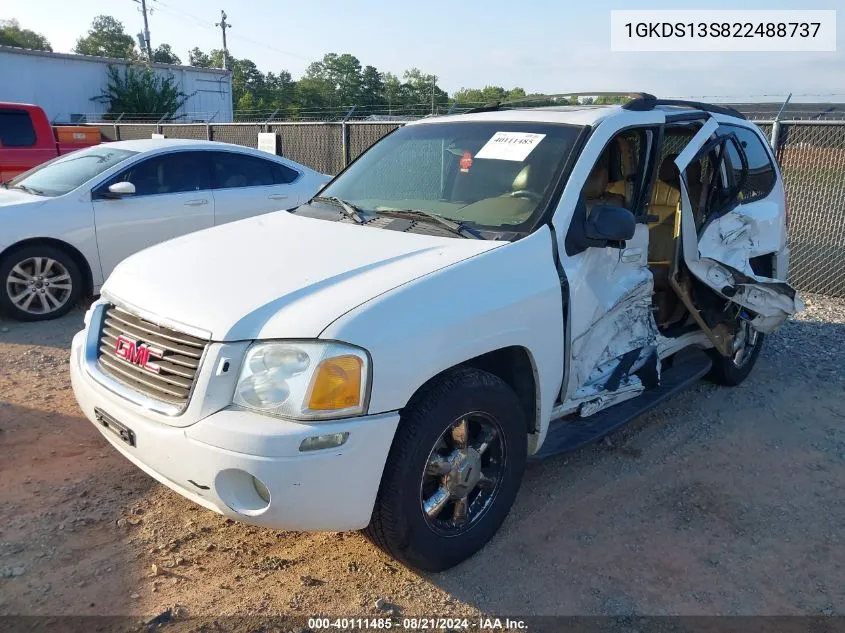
[0,45,230,75]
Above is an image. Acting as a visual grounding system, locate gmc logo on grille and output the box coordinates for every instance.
[114,335,163,374]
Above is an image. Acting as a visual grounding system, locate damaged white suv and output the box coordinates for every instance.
[70,94,801,572]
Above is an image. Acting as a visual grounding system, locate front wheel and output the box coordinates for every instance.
[706,319,765,386]
[0,245,83,321]
[364,367,527,572]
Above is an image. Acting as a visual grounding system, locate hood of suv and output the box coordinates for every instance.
[103,211,503,341]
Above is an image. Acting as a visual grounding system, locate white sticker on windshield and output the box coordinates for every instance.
[475,132,546,162]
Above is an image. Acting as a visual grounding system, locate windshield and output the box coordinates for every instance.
[6,146,138,197]
[319,121,584,231]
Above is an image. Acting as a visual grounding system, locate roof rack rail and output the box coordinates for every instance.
[464,102,501,114]
[504,92,657,105]
[623,96,746,120]
[464,92,657,114]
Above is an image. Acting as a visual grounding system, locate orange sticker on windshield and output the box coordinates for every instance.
[459,151,473,173]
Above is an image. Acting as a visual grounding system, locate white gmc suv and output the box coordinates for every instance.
[70,95,801,572]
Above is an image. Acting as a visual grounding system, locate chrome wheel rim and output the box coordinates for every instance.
[732,320,759,367]
[420,412,506,537]
[5,257,73,315]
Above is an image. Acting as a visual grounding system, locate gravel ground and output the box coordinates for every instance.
[0,294,843,623]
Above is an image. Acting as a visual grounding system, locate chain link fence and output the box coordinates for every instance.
[774,122,845,296]
[102,118,845,297]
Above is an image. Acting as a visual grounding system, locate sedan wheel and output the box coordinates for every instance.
[0,247,82,321]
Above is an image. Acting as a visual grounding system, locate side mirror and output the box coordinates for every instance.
[103,181,135,198]
[584,204,636,244]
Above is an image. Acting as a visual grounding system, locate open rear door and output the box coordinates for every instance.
[673,119,803,347]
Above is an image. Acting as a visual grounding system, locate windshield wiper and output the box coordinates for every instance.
[374,207,481,239]
[12,184,44,196]
[312,196,366,224]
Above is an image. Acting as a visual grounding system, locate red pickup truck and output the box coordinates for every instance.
[0,103,102,182]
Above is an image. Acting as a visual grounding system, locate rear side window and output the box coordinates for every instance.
[0,110,36,147]
[211,152,281,188]
[113,152,211,196]
[723,126,776,202]
[272,162,300,184]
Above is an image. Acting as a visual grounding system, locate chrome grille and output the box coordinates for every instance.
[96,305,208,409]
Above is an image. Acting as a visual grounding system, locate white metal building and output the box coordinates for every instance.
[0,46,233,123]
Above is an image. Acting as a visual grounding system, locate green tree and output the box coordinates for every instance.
[188,47,212,68]
[264,70,296,110]
[382,72,406,112]
[453,86,526,104]
[74,15,136,59]
[92,65,190,118]
[0,19,52,51]
[358,65,384,107]
[402,68,448,110]
[294,76,334,113]
[305,53,364,107]
[152,44,181,65]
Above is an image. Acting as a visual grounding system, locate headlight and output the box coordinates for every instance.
[233,341,370,420]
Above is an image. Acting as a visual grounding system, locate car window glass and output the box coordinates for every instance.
[581,128,652,215]
[0,110,36,147]
[723,126,776,202]
[319,121,583,231]
[212,152,276,188]
[272,162,300,185]
[115,152,210,196]
[9,146,138,197]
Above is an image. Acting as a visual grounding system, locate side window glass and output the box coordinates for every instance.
[723,126,776,202]
[272,162,300,185]
[212,153,275,188]
[0,110,36,147]
[117,152,210,196]
[582,128,651,214]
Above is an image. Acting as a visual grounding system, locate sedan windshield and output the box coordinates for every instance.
[318,121,584,231]
[6,146,138,197]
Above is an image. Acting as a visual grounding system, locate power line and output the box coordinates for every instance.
[151,0,311,63]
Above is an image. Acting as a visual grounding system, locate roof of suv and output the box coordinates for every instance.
[409,102,749,128]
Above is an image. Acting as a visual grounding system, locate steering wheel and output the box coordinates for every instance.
[505,189,543,202]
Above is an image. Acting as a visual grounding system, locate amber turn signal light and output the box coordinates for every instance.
[306,355,363,411]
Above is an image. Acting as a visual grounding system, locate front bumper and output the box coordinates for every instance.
[70,330,399,531]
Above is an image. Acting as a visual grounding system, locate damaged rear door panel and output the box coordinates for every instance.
[675,118,803,337]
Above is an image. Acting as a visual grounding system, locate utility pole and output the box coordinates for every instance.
[133,0,153,61]
[215,10,231,70]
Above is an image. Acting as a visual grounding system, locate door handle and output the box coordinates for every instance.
[268,194,289,200]
[620,247,643,264]
[184,199,208,206]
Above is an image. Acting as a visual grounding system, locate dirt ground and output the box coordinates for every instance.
[1,295,844,623]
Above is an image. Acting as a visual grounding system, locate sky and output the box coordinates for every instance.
[4,0,843,103]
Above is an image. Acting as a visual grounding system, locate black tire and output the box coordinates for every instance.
[705,321,765,386]
[0,245,83,322]
[365,367,527,572]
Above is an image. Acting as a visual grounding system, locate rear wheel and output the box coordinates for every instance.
[0,245,82,321]
[706,319,764,386]
[365,367,527,572]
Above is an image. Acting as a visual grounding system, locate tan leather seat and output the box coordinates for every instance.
[605,136,634,207]
[584,149,625,211]
[511,165,530,192]
[647,155,682,263]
